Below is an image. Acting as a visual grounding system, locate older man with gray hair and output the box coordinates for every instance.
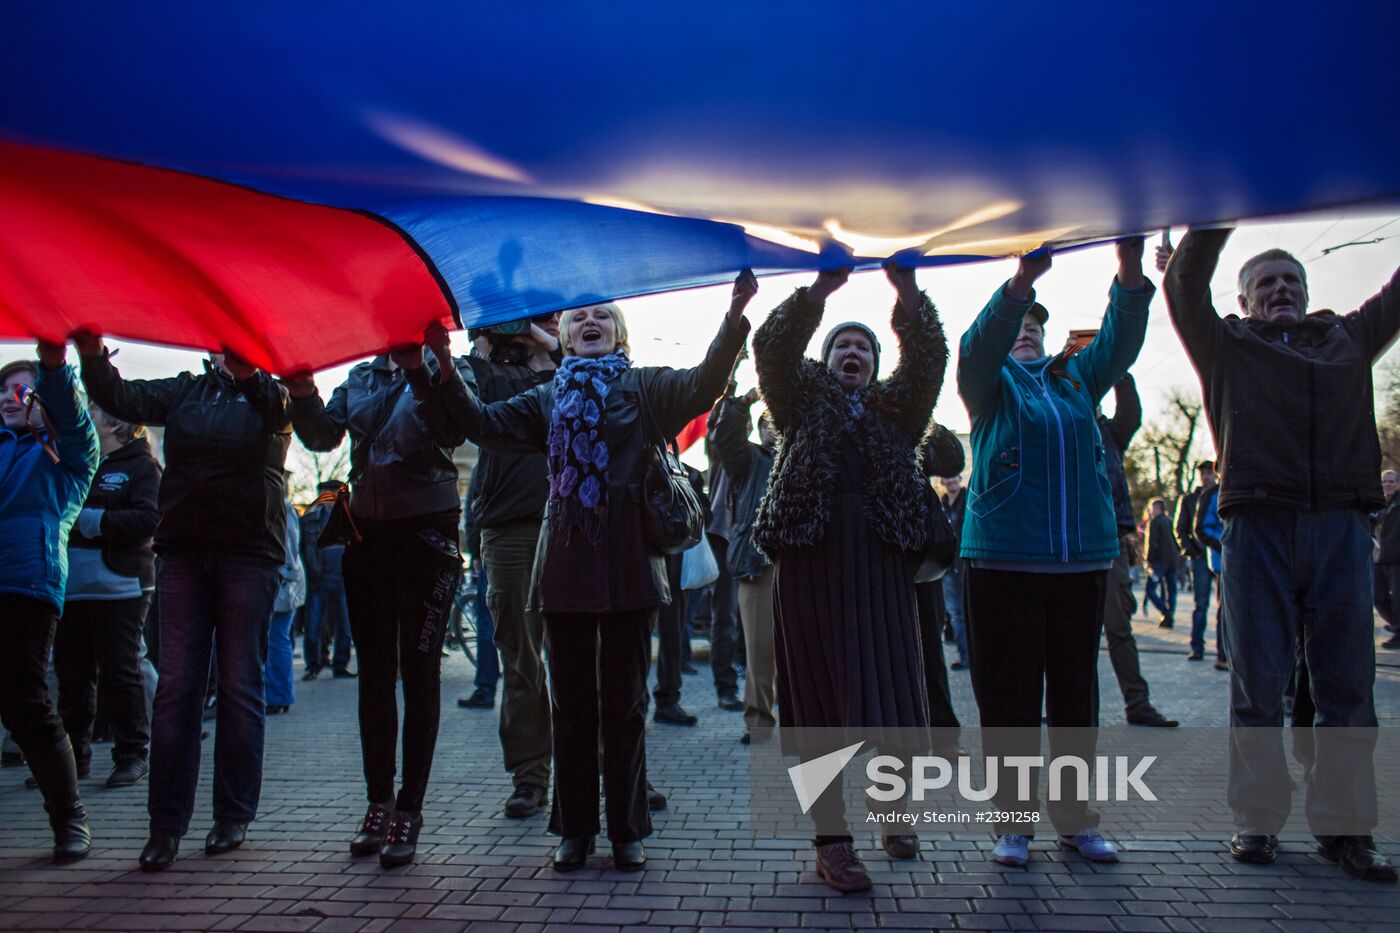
[1165,226,1400,881]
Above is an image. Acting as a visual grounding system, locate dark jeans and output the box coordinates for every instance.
[54,594,153,767]
[1221,505,1378,836]
[343,512,460,814]
[914,579,961,747]
[472,567,500,691]
[653,552,687,708]
[968,568,1105,837]
[303,562,352,673]
[942,558,968,663]
[0,594,67,757]
[482,520,551,789]
[148,552,279,836]
[1187,555,1214,655]
[1099,546,1152,716]
[1145,561,1177,617]
[544,610,652,842]
[708,534,740,697]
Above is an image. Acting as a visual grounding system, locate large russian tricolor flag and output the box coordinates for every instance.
[2,3,1398,372]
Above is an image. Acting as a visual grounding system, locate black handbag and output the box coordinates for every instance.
[914,482,958,583]
[314,482,362,548]
[637,379,705,555]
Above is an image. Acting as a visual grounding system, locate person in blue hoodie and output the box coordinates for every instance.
[956,239,1152,868]
[0,342,101,862]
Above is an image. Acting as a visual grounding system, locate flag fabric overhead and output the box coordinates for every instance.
[3,2,1399,372]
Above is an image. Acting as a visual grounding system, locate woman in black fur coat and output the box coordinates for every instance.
[752,263,947,892]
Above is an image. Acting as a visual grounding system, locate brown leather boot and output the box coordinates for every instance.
[815,841,872,892]
[882,833,919,859]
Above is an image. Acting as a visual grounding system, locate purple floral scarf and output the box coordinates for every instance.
[547,351,631,543]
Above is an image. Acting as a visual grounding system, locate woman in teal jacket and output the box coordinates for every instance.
[0,342,100,862]
[955,239,1151,868]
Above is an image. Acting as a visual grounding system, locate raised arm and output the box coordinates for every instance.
[712,393,757,482]
[74,333,186,426]
[644,315,750,440]
[1163,227,1231,368]
[1103,374,1142,452]
[231,368,292,433]
[753,269,846,429]
[1072,240,1153,403]
[288,376,350,452]
[957,286,1035,416]
[878,264,948,440]
[35,343,99,479]
[1353,263,1400,364]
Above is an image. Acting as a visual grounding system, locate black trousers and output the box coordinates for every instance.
[0,595,67,755]
[653,553,687,708]
[54,594,153,768]
[915,579,962,747]
[708,534,741,697]
[545,610,652,842]
[967,568,1105,836]
[343,512,461,815]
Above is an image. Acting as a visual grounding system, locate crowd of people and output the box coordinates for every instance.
[2,227,1398,893]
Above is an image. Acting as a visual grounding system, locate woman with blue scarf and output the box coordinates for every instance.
[431,272,755,873]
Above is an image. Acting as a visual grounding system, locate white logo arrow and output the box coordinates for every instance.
[787,742,865,814]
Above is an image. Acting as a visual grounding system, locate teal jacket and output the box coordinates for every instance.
[0,363,100,612]
[956,278,1152,564]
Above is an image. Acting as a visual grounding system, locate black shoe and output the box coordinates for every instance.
[139,834,180,872]
[350,802,391,856]
[1158,618,1174,629]
[552,836,595,872]
[680,662,699,675]
[265,704,291,715]
[1127,707,1179,728]
[1188,651,1204,661]
[717,692,744,712]
[204,820,247,855]
[950,659,967,671]
[1214,657,1230,671]
[51,805,92,862]
[1383,636,1400,650]
[739,730,751,745]
[379,811,422,868]
[457,687,495,709]
[332,667,357,678]
[106,758,150,788]
[1229,833,1278,864]
[646,781,667,812]
[654,704,698,726]
[302,667,321,681]
[613,840,646,871]
[1318,836,1399,882]
[505,783,547,818]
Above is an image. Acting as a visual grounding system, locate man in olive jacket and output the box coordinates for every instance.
[1165,227,1400,881]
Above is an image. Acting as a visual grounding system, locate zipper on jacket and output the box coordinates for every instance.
[1037,371,1070,561]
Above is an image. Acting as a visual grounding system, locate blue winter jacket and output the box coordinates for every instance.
[956,279,1152,564]
[0,364,100,612]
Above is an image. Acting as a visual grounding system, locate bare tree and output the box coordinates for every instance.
[1123,387,1205,518]
[286,441,350,505]
[1377,359,1400,471]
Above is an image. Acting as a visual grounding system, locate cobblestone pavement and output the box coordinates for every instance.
[4,603,1400,933]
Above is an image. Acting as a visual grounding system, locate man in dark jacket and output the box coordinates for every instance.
[299,480,353,678]
[712,389,776,743]
[1165,227,1400,880]
[458,318,558,817]
[1374,470,1400,650]
[1144,499,1180,626]
[1176,460,1218,660]
[1096,375,1177,727]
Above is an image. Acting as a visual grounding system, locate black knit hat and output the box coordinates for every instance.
[820,322,881,378]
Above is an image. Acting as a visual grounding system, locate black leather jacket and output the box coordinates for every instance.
[291,354,471,522]
[82,355,291,564]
